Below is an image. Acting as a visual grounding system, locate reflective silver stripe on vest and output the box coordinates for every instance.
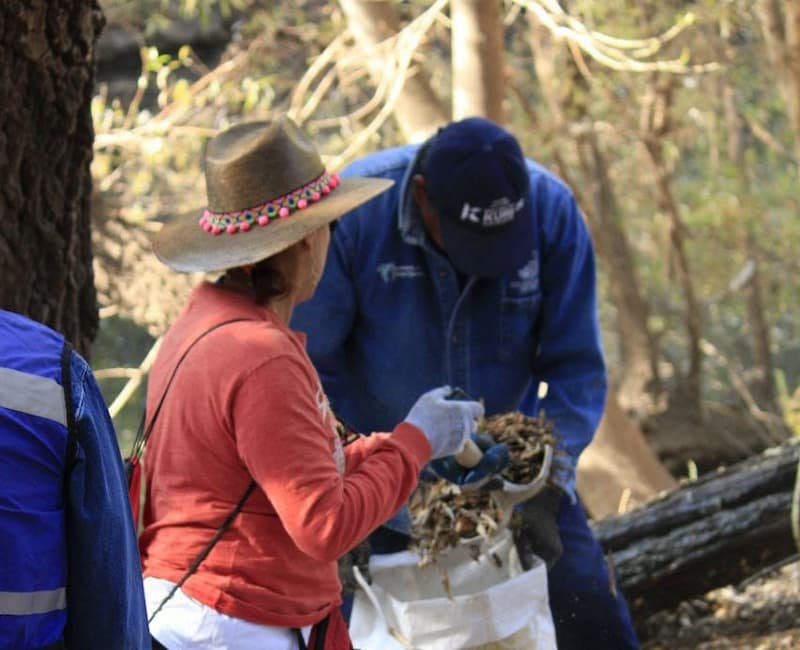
[0,367,66,426]
[0,587,66,615]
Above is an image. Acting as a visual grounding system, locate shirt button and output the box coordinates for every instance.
[451,335,459,344]
[439,269,449,278]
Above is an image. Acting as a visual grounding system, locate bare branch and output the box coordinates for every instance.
[288,31,350,124]
[514,0,721,74]
[107,337,163,419]
[701,340,787,443]
[324,0,450,169]
[745,112,799,163]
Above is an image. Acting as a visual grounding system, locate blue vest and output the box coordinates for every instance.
[0,310,74,650]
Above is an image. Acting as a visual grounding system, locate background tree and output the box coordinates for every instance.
[89,0,800,485]
[0,1,105,357]
[450,0,505,122]
[756,0,800,171]
[337,0,447,141]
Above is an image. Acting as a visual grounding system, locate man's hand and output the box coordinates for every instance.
[426,433,509,490]
[513,485,564,570]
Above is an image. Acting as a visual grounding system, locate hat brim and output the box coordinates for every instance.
[438,204,535,278]
[152,177,393,273]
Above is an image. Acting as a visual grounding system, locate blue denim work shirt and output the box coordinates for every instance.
[65,351,150,649]
[292,143,607,535]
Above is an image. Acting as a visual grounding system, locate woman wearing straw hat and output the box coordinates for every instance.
[138,116,484,649]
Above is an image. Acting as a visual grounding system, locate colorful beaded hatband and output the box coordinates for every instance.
[198,170,341,235]
[152,117,393,273]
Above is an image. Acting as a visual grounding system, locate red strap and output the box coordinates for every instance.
[307,607,353,650]
[127,456,142,529]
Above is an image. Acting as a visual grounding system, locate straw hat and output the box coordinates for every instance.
[152,116,393,272]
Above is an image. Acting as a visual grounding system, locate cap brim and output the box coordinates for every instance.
[438,205,535,278]
[152,177,393,273]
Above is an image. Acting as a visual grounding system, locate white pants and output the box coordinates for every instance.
[144,577,312,650]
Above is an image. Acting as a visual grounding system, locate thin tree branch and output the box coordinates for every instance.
[107,337,163,419]
[514,0,721,73]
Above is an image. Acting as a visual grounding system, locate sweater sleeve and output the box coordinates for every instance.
[232,353,430,561]
[342,422,430,473]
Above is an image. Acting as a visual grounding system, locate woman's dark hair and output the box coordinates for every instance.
[251,258,289,304]
[223,258,289,305]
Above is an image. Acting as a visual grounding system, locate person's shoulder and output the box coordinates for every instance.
[342,143,419,182]
[220,320,308,370]
[0,309,69,379]
[234,325,316,383]
[0,308,62,344]
[67,345,95,399]
[525,158,574,198]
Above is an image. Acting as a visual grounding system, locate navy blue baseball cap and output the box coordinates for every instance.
[423,117,534,277]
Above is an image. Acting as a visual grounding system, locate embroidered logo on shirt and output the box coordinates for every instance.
[377,262,424,283]
[508,253,539,296]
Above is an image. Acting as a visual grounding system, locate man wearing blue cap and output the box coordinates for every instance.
[292,117,640,649]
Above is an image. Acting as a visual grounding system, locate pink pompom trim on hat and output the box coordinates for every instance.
[198,171,340,236]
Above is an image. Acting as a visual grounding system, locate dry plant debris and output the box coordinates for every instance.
[410,411,557,566]
[483,410,557,484]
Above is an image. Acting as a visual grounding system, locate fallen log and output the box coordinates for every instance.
[591,439,800,617]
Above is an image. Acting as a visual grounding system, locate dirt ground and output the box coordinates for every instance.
[638,559,800,649]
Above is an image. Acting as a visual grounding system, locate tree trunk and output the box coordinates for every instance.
[722,82,779,416]
[525,14,662,416]
[450,0,505,124]
[0,1,104,358]
[574,127,662,417]
[338,0,448,142]
[743,238,778,411]
[640,75,703,420]
[756,0,800,174]
[593,440,800,617]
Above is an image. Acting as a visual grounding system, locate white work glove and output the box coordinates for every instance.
[403,386,485,460]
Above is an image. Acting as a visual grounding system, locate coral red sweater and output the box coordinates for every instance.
[139,282,431,627]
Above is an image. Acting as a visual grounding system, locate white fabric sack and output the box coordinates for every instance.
[349,531,556,650]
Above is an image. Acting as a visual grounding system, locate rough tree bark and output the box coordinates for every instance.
[593,440,800,617]
[0,1,104,357]
[450,0,505,124]
[338,0,448,142]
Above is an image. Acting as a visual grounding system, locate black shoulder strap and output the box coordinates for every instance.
[60,341,78,477]
[128,317,253,464]
[136,317,258,624]
[147,479,256,624]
